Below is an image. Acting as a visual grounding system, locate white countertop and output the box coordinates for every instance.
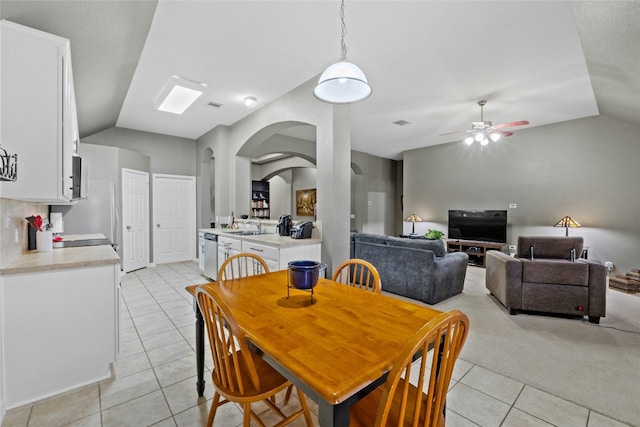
[0,234,120,275]
[200,228,322,248]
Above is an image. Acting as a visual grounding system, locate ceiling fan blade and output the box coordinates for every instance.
[493,130,514,137]
[493,120,529,130]
[439,129,474,136]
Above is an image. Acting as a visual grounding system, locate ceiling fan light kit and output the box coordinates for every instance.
[314,0,371,104]
[443,99,529,146]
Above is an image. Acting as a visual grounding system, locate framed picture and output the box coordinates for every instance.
[296,188,316,217]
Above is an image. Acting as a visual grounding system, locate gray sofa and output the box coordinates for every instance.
[486,236,606,323]
[350,233,469,304]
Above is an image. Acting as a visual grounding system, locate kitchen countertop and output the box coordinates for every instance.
[0,234,120,275]
[200,228,322,248]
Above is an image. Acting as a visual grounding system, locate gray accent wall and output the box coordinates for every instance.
[403,115,640,273]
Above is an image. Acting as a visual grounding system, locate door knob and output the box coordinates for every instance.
[126,225,131,231]
[156,224,160,228]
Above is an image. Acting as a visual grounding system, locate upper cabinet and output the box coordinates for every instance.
[0,20,79,203]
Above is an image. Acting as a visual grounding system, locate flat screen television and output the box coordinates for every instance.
[448,210,507,243]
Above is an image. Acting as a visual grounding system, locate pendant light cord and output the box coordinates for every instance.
[340,0,348,60]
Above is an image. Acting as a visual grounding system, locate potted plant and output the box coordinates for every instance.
[425,229,444,240]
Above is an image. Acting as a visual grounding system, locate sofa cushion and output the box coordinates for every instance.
[386,236,446,257]
[517,236,583,260]
[521,259,589,286]
[354,233,388,245]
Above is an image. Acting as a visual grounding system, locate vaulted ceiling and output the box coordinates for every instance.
[2,1,638,160]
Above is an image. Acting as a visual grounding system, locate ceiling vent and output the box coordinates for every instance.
[393,120,410,126]
[207,101,222,108]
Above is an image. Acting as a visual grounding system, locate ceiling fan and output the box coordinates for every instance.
[440,100,529,146]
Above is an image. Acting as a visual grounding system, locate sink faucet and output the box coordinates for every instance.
[246,219,261,234]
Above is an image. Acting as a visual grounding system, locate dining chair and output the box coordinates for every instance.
[349,310,469,427]
[196,285,314,427]
[332,258,382,293]
[218,252,269,281]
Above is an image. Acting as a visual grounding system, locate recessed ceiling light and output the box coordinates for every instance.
[244,96,257,108]
[393,120,410,126]
[154,75,207,115]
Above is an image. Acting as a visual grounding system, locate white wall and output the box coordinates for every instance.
[403,115,640,273]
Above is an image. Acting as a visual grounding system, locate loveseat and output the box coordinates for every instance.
[350,233,468,304]
[485,236,606,323]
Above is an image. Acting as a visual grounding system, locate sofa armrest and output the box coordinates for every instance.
[431,252,469,303]
[485,251,523,310]
[577,258,607,317]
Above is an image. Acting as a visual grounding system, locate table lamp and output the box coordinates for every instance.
[554,215,581,236]
[405,214,422,235]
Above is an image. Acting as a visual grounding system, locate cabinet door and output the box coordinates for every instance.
[0,21,76,202]
[2,264,118,406]
[218,236,241,273]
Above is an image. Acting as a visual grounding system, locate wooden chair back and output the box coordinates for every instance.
[196,285,261,396]
[354,310,469,427]
[196,284,313,427]
[380,310,469,426]
[332,259,382,293]
[218,252,269,281]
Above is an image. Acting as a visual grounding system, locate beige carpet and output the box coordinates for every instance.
[400,266,640,426]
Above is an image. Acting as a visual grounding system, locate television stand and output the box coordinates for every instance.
[446,239,505,268]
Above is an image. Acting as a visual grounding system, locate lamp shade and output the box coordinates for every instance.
[405,214,422,223]
[554,216,581,236]
[313,61,372,104]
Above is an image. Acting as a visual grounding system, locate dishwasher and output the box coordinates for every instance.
[203,232,218,281]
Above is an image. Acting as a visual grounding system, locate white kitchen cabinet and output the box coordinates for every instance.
[0,20,79,203]
[0,263,120,408]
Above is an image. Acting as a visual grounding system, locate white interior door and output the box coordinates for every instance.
[122,168,149,272]
[153,174,196,264]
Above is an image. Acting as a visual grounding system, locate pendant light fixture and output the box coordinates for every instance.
[314,0,372,104]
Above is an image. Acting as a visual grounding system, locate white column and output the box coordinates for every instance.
[316,104,351,272]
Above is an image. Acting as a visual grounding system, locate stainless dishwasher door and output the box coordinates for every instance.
[203,233,218,281]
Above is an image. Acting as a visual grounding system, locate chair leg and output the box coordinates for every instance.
[296,387,314,427]
[207,392,221,427]
[243,403,252,427]
[508,308,518,315]
[283,384,293,404]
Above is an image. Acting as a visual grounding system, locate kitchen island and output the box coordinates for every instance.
[200,226,322,277]
[0,237,120,409]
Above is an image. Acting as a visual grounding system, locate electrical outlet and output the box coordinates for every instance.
[15,227,19,243]
[509,203,517,208]
[508,245,516,250]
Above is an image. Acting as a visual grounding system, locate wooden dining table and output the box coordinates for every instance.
[186,270,442,427]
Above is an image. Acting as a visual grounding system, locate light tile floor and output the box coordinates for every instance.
[1,261,633,427]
